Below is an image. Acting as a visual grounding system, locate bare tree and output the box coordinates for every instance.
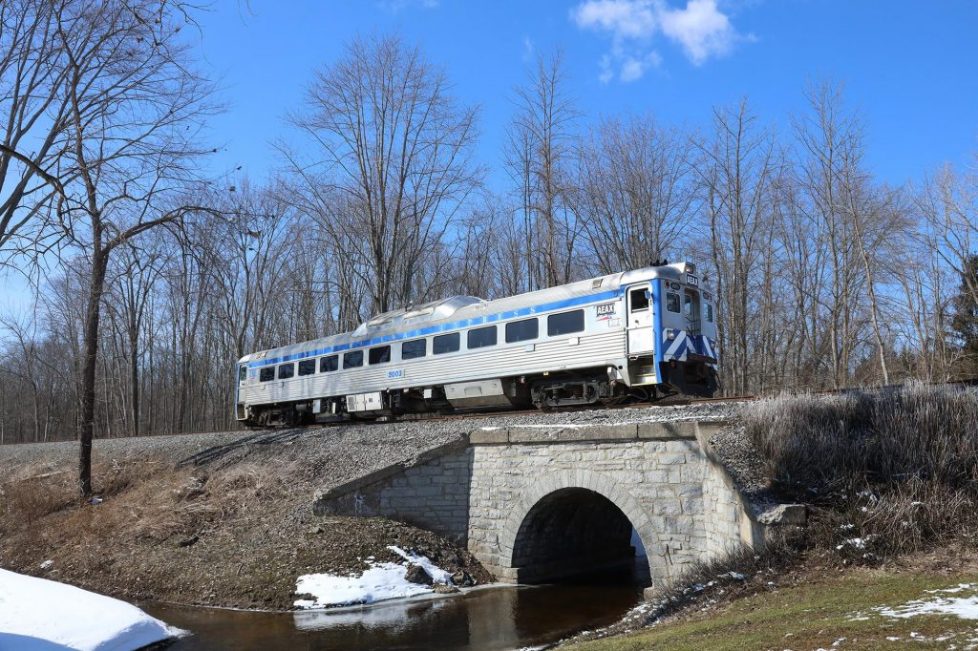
[794,83,867,388]
[0,313,44,441]
[576,115,697,273]
[506,51,580,289]
[695,100,779,394]
[42,0,216,495]
[105,240,164,437]
[0,0,72,253]
[284,34,480,316]
[915,161,978,378]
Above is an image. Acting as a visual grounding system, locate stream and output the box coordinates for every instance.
[147,579,644,650]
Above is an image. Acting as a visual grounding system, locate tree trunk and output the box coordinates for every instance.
[130,330,140,437]
[78,250,109,496]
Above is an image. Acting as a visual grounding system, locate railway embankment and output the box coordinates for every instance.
[4,383,977,647]
[0,401,739,611]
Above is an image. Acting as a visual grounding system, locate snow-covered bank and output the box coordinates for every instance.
[294,545,454,609]
[0,568,183,651]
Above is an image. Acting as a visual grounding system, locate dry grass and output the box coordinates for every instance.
[565,564,978,651]
[745,382,978,559]
[0,463,76,527]
[1,455,307,560]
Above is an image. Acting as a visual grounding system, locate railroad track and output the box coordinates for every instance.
[243,377,978,434]
[294,392,757,429]
[291,377,978,430]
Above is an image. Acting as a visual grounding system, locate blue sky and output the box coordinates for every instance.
[2,0,977,315]
[193,0,978,190]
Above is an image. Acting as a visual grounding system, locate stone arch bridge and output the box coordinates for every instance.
[314,419,801,588]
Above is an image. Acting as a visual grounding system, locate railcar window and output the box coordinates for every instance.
[320,355,338,372]
[547,309,585,336]
[505,318,538,343]
[705,303,714,323]
[433,332,460,355]
[467,325,497,349]
[259,367,274,382]
[666,292,681,313]
[401,338,427,360]
[278,363,294,379]
[630,288,650,311]
[369,345,391,365]
[298,359,316,376]
[343,350,363,369]
[238,366,247,382]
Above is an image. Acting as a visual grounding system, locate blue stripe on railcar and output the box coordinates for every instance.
[652,278,664,372]
[248,287,625,369]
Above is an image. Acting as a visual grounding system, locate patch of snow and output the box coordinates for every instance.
[294,547,453,609]
[294,563,430,609]
[38,560,53,570]
[0,567,183,651]
[926,583,976,595]
[836,537,867,551]
[876,584,978,621]
[387,545,452,584]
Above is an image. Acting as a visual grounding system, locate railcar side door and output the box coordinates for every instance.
[626,284,654,356]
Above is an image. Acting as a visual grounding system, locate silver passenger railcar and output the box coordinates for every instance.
[234,262,718,426]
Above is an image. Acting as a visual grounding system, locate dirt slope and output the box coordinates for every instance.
[0,425,489,610]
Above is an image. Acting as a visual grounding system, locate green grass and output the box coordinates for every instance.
[563,570,978,650]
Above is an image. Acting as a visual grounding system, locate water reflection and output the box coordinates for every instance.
[149,581,642,651]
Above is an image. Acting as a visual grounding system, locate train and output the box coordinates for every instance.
[234,261,719,427]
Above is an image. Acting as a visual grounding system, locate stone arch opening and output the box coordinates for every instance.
[511,487,647,584]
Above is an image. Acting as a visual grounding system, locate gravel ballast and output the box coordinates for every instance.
[0,400,742,470]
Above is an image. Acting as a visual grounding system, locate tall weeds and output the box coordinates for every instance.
[745,383,978,558]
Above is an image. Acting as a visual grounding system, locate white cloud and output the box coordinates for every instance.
[378,0,438,11]
[659,0,735,64]
[571,0,744,80]
[572,0,658,39]
[522,36,535,62]
[599,53,615,83]
[620,51,663,82]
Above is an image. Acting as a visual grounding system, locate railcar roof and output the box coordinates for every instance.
[237,263,688,364]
